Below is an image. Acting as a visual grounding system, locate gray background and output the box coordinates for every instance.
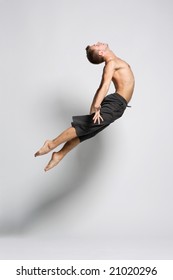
[0,0,173,259]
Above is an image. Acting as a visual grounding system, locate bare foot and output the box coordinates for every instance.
[34,140,53,157]
[44,152,63,172]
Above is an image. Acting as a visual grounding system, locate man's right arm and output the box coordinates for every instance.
[90,61,115,115]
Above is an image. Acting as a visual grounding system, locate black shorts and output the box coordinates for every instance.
[71,92,128,142]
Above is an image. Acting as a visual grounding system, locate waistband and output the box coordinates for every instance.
[114,92,131,107]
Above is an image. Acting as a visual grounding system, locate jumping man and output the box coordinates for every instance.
[34,42,135,171]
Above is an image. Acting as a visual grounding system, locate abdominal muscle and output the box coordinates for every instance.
[112,64,135,103]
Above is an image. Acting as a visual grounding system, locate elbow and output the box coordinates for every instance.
[101,84,109,93]
[98,82,109,91]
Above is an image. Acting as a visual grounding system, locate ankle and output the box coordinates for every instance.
[49,140,55,150]
[57,150,64,159]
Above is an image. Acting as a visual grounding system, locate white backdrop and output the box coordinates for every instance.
[0,0,173,259]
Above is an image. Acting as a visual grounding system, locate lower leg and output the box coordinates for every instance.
[44,137,80,171]
[35,127,77,157]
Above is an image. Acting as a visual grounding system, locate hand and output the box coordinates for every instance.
[93,107,104,124]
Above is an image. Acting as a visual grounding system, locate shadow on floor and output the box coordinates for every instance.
[0,89,107,235]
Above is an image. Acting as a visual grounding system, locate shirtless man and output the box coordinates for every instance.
[35,42,135,171]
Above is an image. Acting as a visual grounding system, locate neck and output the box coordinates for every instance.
[104,50,117,63]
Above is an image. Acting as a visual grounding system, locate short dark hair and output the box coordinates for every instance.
[85,45,104,64]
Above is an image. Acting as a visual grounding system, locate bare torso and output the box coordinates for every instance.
[90,53,135,115]
[111,58,135,103]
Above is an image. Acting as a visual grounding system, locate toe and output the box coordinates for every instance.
[44,152,59,172]
[44,163,50,172]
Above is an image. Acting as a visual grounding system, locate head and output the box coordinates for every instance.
[85,42,109,64]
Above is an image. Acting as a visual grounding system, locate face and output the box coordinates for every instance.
[90,42,109,52]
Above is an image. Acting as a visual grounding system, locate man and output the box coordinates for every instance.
[35,42,135,172]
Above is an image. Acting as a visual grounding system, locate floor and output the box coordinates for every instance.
[0,235,172,260]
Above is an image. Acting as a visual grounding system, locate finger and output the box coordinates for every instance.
[94,116,99,124]
[98,116,103,124]
[94,117,98,124]
[93,112,98,121]
[97,116,101,124]
[93,116,97,123]
[94,114,102,124]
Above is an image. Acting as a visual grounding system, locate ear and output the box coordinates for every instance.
[98,50,104,57]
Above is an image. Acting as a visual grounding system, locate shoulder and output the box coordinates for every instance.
[103,60,116,74]
[104,60,116,70]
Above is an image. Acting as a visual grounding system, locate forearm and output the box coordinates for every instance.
[90,86,108,112]
[90,104,100,114]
